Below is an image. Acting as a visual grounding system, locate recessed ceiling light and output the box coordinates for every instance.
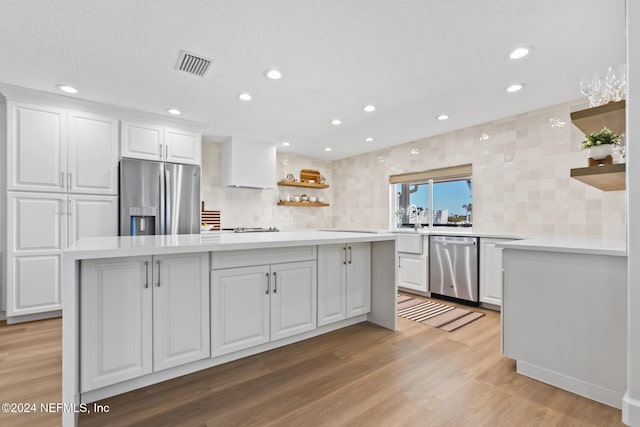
[507,46,532,60]
[237,92,252,101]
[330,119,342,126]
[56,84,77,94]
[167,108,181,115]
[363,105,376,112]
[364,137,374,142]
[282,141,290,146]
[436,114,450,121]
[324,147,333,152]
[264,69,282,80]
[506,83,525,93]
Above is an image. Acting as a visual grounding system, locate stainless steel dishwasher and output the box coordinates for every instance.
[429,235,479,303]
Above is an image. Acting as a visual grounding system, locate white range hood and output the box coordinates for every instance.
[220,136,276,189]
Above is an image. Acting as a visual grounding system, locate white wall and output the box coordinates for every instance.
[201,140,333,230]
[624,0,639,423]
[332,99,626,240]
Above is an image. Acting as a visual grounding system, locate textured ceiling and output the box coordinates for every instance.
[0,0,626,160]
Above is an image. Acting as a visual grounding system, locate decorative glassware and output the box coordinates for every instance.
[605,65,626,101]
[579,73,602,107]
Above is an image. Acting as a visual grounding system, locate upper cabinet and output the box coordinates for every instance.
[164,127,202,165]
[7,101,119,195]
[68,111,119,195]
[121,121,201,166]
[220,137,276,189]
[7,102,67,192]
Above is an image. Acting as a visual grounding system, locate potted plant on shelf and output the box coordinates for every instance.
[582,127,621,166]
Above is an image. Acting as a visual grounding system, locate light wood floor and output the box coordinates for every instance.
[0,300,625,427]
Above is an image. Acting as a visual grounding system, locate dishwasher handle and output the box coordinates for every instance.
[432,239,477,246]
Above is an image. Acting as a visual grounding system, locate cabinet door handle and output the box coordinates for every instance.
[165,144,168,158]
[144,261,149,288]
[60,199,66,216]
[343,246,347,265]
[398,256,401,268]
[273,272,277,293]
[159,143,163,158]
[348,246,353,264]
[68,172,72,190]
[156,260,161,287]
[265,272,270,294]
[67,199,71,216]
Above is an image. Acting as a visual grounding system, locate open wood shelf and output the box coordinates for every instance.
[570,100,625,136]
[277,181,329,189]
[277,201,330,207]
[570,163,625,191]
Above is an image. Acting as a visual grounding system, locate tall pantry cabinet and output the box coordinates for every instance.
[3,100,119,320]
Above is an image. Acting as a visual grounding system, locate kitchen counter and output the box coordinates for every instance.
[61,231,397,427]
[496,236,626,257]
[65,230,396,259]
[500,236,627,408]
[389,228,523,240]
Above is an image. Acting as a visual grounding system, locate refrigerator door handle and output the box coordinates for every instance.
[164,167,172,234]
[159,165,166,235]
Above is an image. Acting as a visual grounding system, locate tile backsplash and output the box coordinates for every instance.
[202,98,626,240]
[201,142,333,229]
[331,99,626,240]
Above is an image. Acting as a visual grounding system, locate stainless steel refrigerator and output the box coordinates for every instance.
[119,158,201,236]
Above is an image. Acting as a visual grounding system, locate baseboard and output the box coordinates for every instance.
[480,302,501,312]
[6,310,62,324]
[0,311,5,321]
[517,360,624,409]
[623,391,640,426]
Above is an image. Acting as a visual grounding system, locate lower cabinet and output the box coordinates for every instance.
[479,238,515,307]
[7,192,118,318]
[80,253,209,392]
[317,243,371,327]
[210,261,317,357]
[397,252,428,293]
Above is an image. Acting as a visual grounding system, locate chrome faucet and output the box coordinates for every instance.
[408,204,420,229]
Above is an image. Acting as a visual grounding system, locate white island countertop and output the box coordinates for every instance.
[65,230,396,259]
[496,236,627,257]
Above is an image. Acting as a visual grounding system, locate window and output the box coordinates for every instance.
[391,165,472,228]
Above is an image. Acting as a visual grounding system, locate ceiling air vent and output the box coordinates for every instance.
[175,50,212,77]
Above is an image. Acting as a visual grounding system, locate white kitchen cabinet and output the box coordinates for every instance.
[120,121,164,161]
[346,243,371,317]
[121,121,202,165]
[81,257,152,392]
[153,253,210,371]
[7,101,119,195]
[270,261,317,341]
[7,102,66,192]
[317,243,371,327]
[211,260,317,357]
[164,127,201,165]
[210,265,270,356]
[81,253,210,391]
[7,192,118,317]
[397,253,428,293]
[480,238,515,307]
[67,110,119,195]
[7,192,66,316]
[68,195,118,244]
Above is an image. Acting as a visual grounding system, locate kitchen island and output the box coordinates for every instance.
[61,231,396,427]
[498,237,627,409]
